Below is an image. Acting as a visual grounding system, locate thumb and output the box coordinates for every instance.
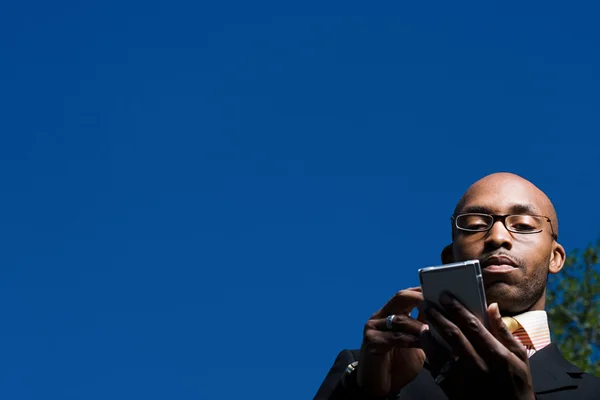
[487,302,528,356]
[487,302,506,338]
[416,304,427,323]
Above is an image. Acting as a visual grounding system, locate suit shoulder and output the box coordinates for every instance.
[329,349,360,371]
[572,370,600,395]
[313,350,360,400]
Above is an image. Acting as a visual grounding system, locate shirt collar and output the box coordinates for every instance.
[512,310,551,351]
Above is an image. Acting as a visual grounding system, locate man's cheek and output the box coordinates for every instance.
[455,248,479,261]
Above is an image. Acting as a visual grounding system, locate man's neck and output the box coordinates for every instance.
[501,289,546,316]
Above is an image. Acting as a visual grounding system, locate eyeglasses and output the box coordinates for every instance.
[451,213,557,240]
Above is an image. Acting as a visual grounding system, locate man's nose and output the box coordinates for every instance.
[484,220,513,249]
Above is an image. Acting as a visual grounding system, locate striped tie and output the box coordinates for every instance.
[502,316,539,357]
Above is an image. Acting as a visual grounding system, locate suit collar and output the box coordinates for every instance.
[529,343,583,394]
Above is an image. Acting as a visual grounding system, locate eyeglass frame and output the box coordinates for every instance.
[450,213,558,240]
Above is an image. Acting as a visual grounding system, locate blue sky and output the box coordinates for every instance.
[1,1,599,399]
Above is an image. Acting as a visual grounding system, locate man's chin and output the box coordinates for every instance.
[484,282,516,308]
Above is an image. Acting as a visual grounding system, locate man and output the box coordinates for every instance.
[314,173,600,400]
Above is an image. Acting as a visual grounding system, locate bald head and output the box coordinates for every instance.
[454,173,558,239]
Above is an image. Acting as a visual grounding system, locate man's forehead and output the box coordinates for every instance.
[459,198,543,215]
[457,176,549,215]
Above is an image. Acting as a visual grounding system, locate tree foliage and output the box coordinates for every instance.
[547,239,600,376]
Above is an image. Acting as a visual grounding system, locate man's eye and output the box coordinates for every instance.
[512,223,536,231]
[465,223,488,230]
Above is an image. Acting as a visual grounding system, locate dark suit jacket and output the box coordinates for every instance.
[314,344,600,400]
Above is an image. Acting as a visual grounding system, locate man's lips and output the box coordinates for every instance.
[481,256,519,273]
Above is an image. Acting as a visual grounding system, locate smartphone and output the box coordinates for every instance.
[418,260,488,350]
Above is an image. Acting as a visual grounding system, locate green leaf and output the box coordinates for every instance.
[547,237,600,376]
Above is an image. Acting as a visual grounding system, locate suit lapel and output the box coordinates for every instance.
[529,343,583,394]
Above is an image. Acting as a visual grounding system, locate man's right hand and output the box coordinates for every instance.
[356,287,427,398]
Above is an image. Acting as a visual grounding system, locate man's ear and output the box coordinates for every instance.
[441,243,454,264]
[549,241,566,274]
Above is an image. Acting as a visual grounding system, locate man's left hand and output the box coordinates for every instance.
[423,293,535,400]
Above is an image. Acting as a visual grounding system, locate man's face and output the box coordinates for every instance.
[451,177,558,314]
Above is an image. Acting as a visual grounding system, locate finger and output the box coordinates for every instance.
[363,329,423,353]
[374,288,424,318]
[416,302,427,323]
[487,303,528,360]
[419,328,437,359]
[370,315,426,336]
[367,331,422,347]
[424,303,484,367]
[364,316,426,353]
[438,294,511,363]
[419,327,452,373]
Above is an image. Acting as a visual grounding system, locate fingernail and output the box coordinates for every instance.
[492,303,501,318]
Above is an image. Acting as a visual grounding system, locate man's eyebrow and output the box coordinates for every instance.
[457,204,541,215]
[459,205,492,214]
[509,203,541,215]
